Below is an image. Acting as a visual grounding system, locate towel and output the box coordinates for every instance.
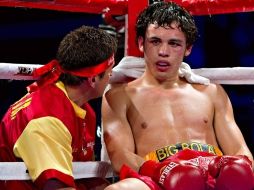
[110,56,210,85]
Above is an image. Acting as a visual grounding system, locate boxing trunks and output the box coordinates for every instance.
[120,142,253,190]
[120,142,223,190]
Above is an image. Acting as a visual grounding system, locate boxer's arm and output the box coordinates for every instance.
[102,85,145,173]
[211,84,253,168]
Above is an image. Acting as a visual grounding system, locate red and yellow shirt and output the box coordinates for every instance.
[0,81,96,189]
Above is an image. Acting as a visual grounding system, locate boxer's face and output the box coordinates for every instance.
[138,22,192,80]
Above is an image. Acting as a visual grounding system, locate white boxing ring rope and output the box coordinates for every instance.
[1,58,254,84]
[0,57,254,181]
[0,161,114,180]
[0,63,41,80]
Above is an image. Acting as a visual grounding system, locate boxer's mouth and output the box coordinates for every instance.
[156,61,171,72]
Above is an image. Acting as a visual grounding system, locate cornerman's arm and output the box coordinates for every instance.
[44,179,75,190]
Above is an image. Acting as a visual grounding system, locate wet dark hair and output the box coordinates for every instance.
[136,2,198,47]
[57,25,117,85]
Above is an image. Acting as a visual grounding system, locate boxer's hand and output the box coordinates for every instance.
[139,159,207,190]
[208,155,254,190]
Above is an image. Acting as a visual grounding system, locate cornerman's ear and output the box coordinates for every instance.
[88,77,96,88]
[138,36,144,53]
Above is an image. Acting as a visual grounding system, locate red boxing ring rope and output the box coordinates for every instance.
[0,0,253,15]
[1,0,254,56]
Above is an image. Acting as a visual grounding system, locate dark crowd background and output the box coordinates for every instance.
[0,7,253,159]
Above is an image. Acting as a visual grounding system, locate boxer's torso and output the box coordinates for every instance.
[118,79,220,157]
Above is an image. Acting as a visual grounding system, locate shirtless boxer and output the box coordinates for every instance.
[102,2,253,190]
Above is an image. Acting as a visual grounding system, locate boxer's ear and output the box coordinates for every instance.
[184,45,193,57]
[138,36,144,53]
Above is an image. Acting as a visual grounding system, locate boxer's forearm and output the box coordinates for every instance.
[109,150,145,174]
[234,148,253,170]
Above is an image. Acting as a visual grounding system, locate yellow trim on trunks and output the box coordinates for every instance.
[144,142,223,162]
